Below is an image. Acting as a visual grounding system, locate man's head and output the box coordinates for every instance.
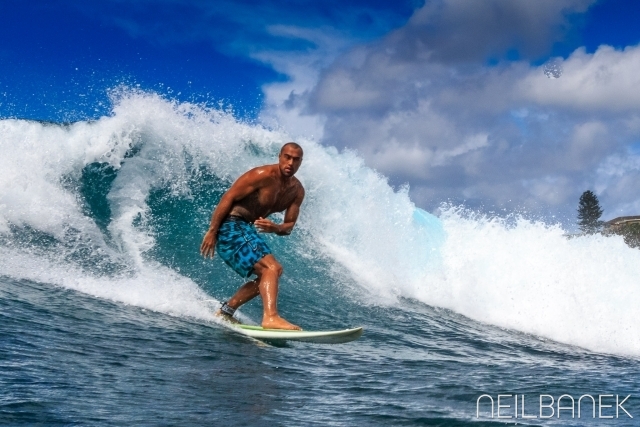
[279,142,303,177]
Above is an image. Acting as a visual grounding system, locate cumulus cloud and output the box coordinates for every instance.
[519,45,640,112]
[259,0,640,223]
[596,150,640,215]
[389,0,595,63]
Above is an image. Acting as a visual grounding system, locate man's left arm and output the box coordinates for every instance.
[255,187,305,235]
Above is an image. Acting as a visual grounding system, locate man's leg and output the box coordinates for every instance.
[216,279,260,323]
[253,254,300,330]
[227,279,260,308]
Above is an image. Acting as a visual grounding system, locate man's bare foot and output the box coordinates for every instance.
[216,310,240,324]
[262,315,301,330]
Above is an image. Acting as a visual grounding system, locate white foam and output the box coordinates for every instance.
[424,210,640,356]
[0,246,216,320]
[0,91,285,322]
[281,121,640,357]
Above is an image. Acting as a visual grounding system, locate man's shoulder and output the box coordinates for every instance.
[292,176,304,189]
[244,164,279,180]
[291,176,305,197]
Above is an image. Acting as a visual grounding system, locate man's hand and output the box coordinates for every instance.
[254,217,280,234]
[200,229,217,258]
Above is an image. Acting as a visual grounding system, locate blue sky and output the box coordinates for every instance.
[4,0,634,121]
[0,0,416,121]
[2,0,640,222]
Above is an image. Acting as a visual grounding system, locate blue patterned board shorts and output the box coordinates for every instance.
[216,216,272,278]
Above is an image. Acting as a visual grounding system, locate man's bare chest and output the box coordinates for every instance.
[257,184,297,211]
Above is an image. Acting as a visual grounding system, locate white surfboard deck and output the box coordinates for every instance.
[232,324,363,344]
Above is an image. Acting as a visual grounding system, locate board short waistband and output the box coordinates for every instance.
[226,214,249,222]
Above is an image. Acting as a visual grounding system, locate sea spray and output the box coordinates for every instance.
[425,208,640,356]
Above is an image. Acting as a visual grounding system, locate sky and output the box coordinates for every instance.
[1,0,640,226]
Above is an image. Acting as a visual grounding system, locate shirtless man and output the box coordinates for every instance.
[200,142,304,330]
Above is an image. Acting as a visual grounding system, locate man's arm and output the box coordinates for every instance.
[254,186,305,236]
[200,167,270,258]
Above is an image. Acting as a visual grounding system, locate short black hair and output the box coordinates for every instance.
[280,142,303,157]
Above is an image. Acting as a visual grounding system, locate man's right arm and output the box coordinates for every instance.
[200,167,269,258]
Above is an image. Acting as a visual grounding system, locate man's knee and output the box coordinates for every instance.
[255,255,283,276]
[267,259,283,277]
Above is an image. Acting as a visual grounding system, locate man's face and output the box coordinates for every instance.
[279,146,303,177]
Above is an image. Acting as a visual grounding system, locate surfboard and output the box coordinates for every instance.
[232,324,363,344]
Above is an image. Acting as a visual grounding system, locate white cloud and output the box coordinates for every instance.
[254,26,353,140]
[398,0,595,62]
[433,133,489,166]
[595,150,640,216]
[520,45,640,112]
[565,121,611,171]
[250,0,640,221]
[521,176,574,206]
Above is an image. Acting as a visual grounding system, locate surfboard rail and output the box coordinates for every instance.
[233,324,363,344]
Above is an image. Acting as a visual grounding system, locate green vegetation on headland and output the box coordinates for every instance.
[575,190,640,249]
[604,219,640,249]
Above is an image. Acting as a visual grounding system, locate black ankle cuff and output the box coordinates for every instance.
[220,302,236,317]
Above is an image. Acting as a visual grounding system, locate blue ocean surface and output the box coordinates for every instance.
[2,92,640,426]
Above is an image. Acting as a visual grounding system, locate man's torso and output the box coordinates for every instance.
[229,165,302,221]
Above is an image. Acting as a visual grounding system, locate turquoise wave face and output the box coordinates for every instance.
[0,91,444,332]
[72,157,424,329]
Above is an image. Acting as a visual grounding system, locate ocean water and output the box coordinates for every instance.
[1,91,640,426]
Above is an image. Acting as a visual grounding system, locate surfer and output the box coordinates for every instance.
[200,142,304,330]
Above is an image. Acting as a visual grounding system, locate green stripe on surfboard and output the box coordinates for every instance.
[238,324,304,332]
[232,324,364,343]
